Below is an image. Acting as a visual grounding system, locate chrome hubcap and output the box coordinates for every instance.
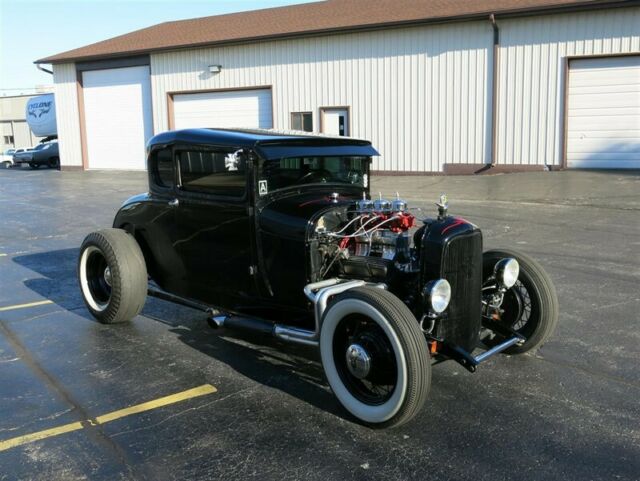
[103,266,112,287]
[345,343,371,379]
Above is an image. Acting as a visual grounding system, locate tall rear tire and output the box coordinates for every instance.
[320,287,430,428]
[78,229,147,324]
[483,249,559,354]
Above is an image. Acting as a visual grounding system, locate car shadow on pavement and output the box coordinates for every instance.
[12,248,348,422]
[142,301,348,422]
[12,248,93,319]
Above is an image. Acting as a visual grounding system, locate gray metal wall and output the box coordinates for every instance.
[151,21,493,172]
[54,7,640,171]
[497,9,640,166]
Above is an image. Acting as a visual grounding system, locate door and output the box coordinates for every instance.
[170,145,255,307]
[172,88,273,130]
[566,56,640,169]
[321,108,349,136]
[82,66,153,170]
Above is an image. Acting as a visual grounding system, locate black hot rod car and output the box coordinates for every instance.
[78,128,558,427]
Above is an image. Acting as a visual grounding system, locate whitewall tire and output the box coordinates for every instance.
[319,287,430,428]
[78,229,147,324]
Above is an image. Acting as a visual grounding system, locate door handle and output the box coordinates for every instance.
[168,198,179,208]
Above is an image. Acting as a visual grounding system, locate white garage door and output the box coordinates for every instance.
[172,89,272,130]
[566,56,640,169]
[83,66,153,170]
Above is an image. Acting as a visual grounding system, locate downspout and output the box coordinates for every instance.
[37,64,53,75]
[489,14,500,167]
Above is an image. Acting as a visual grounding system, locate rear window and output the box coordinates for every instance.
[151,148,174,189]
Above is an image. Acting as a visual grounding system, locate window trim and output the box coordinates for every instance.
[174,143,250,202]
[290,111,313,132]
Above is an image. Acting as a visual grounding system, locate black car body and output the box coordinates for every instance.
[78,128,558,427]
[13,141,59,168]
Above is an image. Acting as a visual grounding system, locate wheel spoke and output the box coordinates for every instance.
[333,314,398,405]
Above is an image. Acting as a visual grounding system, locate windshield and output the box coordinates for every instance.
[260,156,370,192]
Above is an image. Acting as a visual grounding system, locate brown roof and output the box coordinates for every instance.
[36,0,625,64]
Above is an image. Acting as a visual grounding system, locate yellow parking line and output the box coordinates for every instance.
[0,384,217,452]
[0,253,7,257]
[0,300,54,312]
[93,384,217,424]
[0,422,85,452]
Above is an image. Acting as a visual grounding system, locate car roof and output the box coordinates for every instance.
[148,128,375,149]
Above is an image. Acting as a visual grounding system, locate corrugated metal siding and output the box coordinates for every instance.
[496,8,640,166]
[52,64,82,167]
[151,23,492,172]
[52,7,640,172]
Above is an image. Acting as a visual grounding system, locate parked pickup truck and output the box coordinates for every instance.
[13,141,59,169]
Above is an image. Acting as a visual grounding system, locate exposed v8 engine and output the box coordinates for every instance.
[311,193,420,299]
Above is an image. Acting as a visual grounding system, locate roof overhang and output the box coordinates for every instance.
[35,0,639,65]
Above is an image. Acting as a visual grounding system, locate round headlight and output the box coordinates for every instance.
[494,258,520,289]
[423,279,451,314]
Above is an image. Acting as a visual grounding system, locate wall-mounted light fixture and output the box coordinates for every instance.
[208,64,222,74]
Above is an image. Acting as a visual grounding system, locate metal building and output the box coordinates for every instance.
[0,94,50,152]
[36,0,640,172]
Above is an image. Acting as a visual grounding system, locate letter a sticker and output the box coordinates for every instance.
[259,180,268,196]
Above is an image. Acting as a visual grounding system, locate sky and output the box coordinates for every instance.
[0,0,316,95]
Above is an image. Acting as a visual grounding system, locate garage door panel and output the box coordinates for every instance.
[567,130,640,139]
[83,66,152,170]
[566,92,640,109]
[570,70,640,87]
[567,56,640,169]
[567,138,640,154]
[569,83,640,95]
[566,158,640,169]
[568,115,639,131]
[567,151,640,162]
[173,89,273,130]
[570,56,640,70]
[568,107,640,118]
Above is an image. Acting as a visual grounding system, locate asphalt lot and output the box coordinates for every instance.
[0,168,638,481]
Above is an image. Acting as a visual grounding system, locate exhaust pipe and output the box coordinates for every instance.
[208,313,318,346]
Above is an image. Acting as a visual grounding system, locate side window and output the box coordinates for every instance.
[152,148,175,189]
[178,147,246,197]
[291,112,313,132]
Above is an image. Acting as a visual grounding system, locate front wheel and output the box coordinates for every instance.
[320,287,430,428]
[29,162,40,169]
[483,249,559,354]
[78,229,147,324]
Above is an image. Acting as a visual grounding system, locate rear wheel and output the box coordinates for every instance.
[78,229,147,324]
[320,287,430,428]
[483,249,559,354]
[48,157,59,169]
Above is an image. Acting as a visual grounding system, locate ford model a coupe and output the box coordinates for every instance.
[78,129,558,427]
